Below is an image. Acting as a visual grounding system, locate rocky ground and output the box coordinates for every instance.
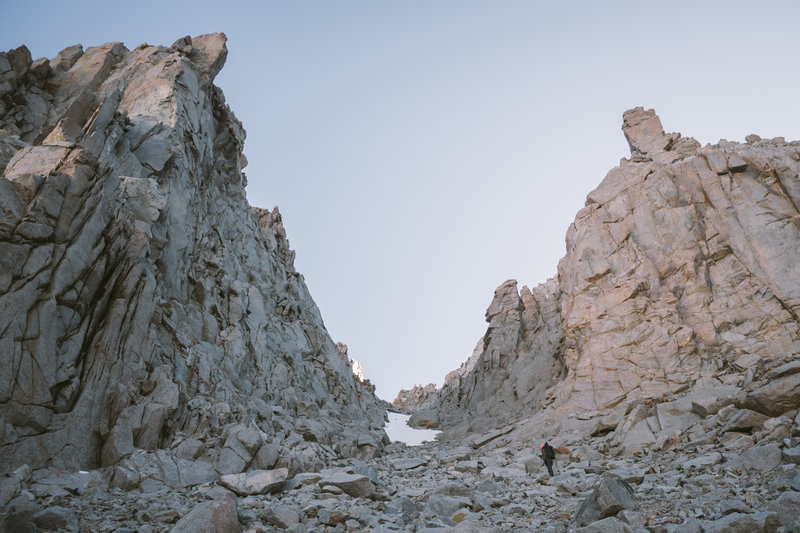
[3,398,800,533]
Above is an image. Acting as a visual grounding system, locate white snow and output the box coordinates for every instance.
[384,411,440,446]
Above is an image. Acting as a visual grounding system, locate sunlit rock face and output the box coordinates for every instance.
[0,34,386,474]
[426,107,800,428]
[392,383,438,412]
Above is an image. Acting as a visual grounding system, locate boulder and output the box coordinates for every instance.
[679,452,722,471]
[264,504,301,529]
[218,468,288,496]
[767,490,800,527]
[744,373,800,417]
[1,511,37,533]
[723,409,769,433]
[390,457,428,471]
[171,493,238,533]
[317,472,375,498]
[573,473,637,527]
[783,446,800,464]
[425,494,473,519]
[701,511,779,533]
[408,409,440,429]
[691,389,737,417]
[32,506,78,531]
[725,443,782,472]
[575,517,634,533]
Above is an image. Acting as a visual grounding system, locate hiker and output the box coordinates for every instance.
[541,441,556,476]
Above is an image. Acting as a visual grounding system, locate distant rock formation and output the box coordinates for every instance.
[392,383,437,412]
[422,107,800,433]
[0,34,386,476]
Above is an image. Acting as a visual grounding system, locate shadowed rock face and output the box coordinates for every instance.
[418,107,800,431]
[0,34,386,474]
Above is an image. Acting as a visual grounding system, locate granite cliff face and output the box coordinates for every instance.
[392,383,437,412]
[407,108,800,438]
[0,34,386,478]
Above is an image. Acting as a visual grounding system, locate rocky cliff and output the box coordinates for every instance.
[0,34,386,478]
[392,383,437,412]
[410,108,800,438]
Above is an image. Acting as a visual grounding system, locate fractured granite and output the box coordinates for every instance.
[410,107,800,438]
[0,34,386,478]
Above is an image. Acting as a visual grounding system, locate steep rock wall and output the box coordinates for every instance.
[0,35,386,475]
[419,108,800,431]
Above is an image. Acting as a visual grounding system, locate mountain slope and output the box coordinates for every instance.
[0,34,386,475]
[410,108,800,437]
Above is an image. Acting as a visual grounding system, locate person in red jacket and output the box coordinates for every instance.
[541,442,556,476]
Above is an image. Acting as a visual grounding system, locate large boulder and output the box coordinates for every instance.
[171,493,238,533]
[724,443,782,472]
[573,473,637,528]
[701,511,780,533]
[743,372,800,417]
[767,490,800,528]
[218,468,288,496]
[317,472,375,498]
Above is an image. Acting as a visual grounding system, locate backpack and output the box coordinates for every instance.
[543,442,555,461]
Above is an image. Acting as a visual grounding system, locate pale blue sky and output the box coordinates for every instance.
[3,1,799,401]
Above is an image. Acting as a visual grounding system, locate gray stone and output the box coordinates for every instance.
[430,484,470,502]
[219,468,288,496]
[668,518,704,533]
[386,496,417,516]
[32,506,78,530]
[317,472,375,498]
[691,391,736,417]
[723,409,769,433]
[702,511,779,533]
[573,473,637,528]
[264,504,300,529]
[680,452,722,471]
[171,493,238,533]
[767,491,800,527]
[575,517,634,533]
[725,443,782,472]
[783,446,800,464]
[390,457,428,471]
[176,458,218,487]
[717,499,750,516]
[109,466,140,491]
[101,418,135,467]
[1,511,37,533]
[744,373,800,417]
[425,494,472,519]
[0,475,22,509]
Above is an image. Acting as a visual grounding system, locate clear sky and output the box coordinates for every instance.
[3,1,799,401]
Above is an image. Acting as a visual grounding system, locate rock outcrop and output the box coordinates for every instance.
[0,35,386,477]
[392,383,438,412]
[420,107,800,436]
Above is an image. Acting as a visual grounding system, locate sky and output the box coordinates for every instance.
[3,1,800,401]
